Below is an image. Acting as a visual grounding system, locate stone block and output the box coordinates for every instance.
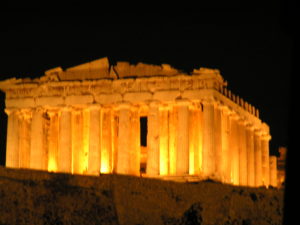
[123,92,152,103]
[36,96,64,107]
[182,90,206,100]
[95,94,122,104]
[153,91,180,102]
[65,95,94,105]
[6,98,35,108]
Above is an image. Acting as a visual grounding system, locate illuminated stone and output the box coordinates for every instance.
[254,130,263,187]
[58,107,72,172]
[269,156,277,187]
[87,105,101,175]
[246,124,255,186]
[0,58,275,187]
[5,109,20,168]
[30,108,47,170]
[146,102,160,176]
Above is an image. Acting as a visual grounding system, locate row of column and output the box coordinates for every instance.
[145,98,276,187]
[5,98,277,187]
[5,105,141,176]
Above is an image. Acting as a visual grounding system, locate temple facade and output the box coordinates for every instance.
[0,57,277,187]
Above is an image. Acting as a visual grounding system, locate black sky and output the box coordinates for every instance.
[0,6,293,166]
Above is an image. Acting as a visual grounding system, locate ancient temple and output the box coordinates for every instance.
[0,57,277,187]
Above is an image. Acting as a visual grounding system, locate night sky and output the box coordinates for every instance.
[0,7,293,166]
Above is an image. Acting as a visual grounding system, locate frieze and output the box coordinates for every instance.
[3,75,226,100]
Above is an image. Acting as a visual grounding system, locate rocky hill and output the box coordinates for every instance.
[0,167,283,225]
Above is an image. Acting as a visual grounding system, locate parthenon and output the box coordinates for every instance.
[0,57,277,187]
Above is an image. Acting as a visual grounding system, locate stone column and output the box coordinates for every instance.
[30,108,47,170]
[168,106,177,175]
[101,108,113,173]
[238,119,248,186]
[159,105,169,175]
[202,99,215,178]
[214,103,222,181]
[176,99,189,176]
[220,106,231,183]
[111,111,118,174]
[82,108,90,174]
[18,109,32,169]
[269,156,277,187]
[261,133,271,187]
[116,104,131,174]
[188,103,201,175]
[254,130,262,187]
[229,113,239,185]
[246,124,255,187]
[129,106,140,176]
[147,101,160,176]
[5,109,20,168]
[87,105,101,175]
[72,108,85,174]
[58,107,72,173]
[47,109,59,172]
[195,103,203,175]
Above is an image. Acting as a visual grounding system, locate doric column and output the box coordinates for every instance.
[87,105,101,175]
[229,113,239,185]
[30,107,47,170]
[71,108,85,174]
[188,103,202,175]
[269,156,277,187]
[129,106,140,176]
[202,98,215,178]
[18,109,32,169]
[214,103,222,181]
[146,101,160,176]
[116,104,131,174]
[220,106,231,183]
[168,106,177,175]
[82,108,90,174]
[254,129,262,187]
[246,124,255,187]
[261,133,271,187]
[159,105,169,175]
[176,99,190,176]
[5,109,20,168]
[238,119,248,186]
[111,110,118,174]
[101,108,113,173]
[47,109,59,172]
[58,107,72,173]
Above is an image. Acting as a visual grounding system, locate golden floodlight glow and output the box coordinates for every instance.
[0,59,276,188]
[48,157,57,172]
[101,149,110,173]
[83,110,90,173]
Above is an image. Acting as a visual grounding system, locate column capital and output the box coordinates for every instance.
[245,122,255,131]
[159,104,171,111]
[254,128,263,136]
[19,108,33,120]
[229,111,239,120]
[261,133,271,141]
[116,102,132,110]
[201,96,216,105]
[237,117,248,126]
[147,100,160,108]
[175,98,190,106]
[4,108,19,116]
[60,106,73,112]
[86,104,101,111]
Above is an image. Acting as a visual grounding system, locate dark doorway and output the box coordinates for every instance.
[140,117,147,147]
[140,117,147,174]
